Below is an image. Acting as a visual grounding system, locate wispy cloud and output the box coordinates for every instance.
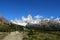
[11,14,60,26]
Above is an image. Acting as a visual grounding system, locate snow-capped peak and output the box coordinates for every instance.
[11,14,60,26]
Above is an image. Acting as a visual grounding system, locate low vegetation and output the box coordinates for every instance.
[0,17,60,40]
[0,24,23,32]
[23,27,60,40]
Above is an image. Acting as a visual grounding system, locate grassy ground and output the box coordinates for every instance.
[23,28,60,40]
[0,32,7,35]
[0,27,60,40]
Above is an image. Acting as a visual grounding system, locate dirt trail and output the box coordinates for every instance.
[3,31,24,40]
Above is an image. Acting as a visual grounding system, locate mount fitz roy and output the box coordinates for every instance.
[0,15,60,30]
[11,14,60,26]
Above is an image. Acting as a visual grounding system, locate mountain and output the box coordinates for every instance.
[11,14,60,26]
[0,16,24,32]
[0,16,11,25]
[10,14,42,26]
[10,14,60,30]
[26,19,60,31]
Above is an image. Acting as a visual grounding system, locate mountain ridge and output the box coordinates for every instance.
[0,15,60,31]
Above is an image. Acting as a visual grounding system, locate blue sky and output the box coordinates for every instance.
[0,0,60,20]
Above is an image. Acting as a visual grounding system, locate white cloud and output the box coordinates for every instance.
[34,15,40,19]
[11,19,27,26]
[10,14,43,26]
[34,15,43,19]
[54,17,60,22]
[56,17,60,20]
[22,16,27,22]
[10,14,60,26]
[27,14,32,20]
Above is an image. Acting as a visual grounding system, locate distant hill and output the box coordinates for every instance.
[26,20,60,31]
[0,16,60,31]
[0,16,11,25]
[0,16,24,32]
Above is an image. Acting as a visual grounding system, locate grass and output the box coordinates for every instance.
[23,28,60,40]
[0,32,7,35]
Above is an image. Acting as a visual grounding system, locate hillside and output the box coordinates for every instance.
[23,27,60,40]
[0,16,24,32]
[11,15,60,31]
[0,16,60,40]
[0,16,10,25]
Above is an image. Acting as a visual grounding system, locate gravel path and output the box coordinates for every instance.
[3,31,24,40]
